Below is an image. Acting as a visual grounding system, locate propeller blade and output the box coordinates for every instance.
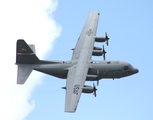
[93,91,97,97]
[103,54,106,61]
[102,45,106,60]
[106,40,109,46]
[105,32,109,46]
[93,83,97,97]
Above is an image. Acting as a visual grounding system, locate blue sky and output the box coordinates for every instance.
[2,0,152,120]
[25,1,153,120]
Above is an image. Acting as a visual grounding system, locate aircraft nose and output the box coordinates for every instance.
[133,68,139,74]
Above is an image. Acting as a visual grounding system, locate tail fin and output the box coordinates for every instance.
[16,39,61,84]
[16,39,40,64]
[16,39,40,84]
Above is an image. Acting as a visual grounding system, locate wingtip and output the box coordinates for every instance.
[89,11,100,15]
[65,106,77,113]
[65,110,76,113]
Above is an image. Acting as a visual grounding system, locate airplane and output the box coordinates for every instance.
[16,12,139,113]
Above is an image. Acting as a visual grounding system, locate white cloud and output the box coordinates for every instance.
[0,0,61,120]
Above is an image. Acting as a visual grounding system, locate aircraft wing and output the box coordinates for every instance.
[71,12,100,60]
[65,12,100,112]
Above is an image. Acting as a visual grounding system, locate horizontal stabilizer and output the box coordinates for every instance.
[17,65,33,84]
[29,44,36,54]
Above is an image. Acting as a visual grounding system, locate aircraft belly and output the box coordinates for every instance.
[34,64,68,79]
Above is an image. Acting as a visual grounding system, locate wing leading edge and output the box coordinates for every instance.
[65,12,100,112]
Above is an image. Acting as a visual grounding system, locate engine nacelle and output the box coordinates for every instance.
[93,46,102,50]
[94,36,106,42]
[62,85,94,94]
[92,50,103,56]
[82,85,94,93]
[86,75,98,80]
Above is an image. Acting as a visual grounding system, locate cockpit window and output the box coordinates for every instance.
[124,66,129,70]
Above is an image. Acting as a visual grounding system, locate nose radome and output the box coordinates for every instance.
[133,68,139,73]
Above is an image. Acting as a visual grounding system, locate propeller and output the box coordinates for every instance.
[102,45,107,60]
[93,83,97,97]
[105,32,109,46]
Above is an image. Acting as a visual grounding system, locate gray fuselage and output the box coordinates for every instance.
[34,60,138,81]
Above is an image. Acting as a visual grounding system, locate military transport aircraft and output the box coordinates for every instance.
[16,12,139,112]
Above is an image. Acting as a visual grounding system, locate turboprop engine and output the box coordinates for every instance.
[62,83,97,97]
[92,45,106,60]
[94,32,109,46]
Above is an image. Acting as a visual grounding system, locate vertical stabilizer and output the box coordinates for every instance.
[16,39,40,64]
